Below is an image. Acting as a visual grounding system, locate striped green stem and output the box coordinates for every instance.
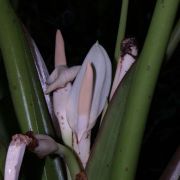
[114,0,129,62]
[111,0,179,179]
[56,144,86,180]
[0,0,64,179]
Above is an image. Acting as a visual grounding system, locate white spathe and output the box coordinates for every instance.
[66,42,112,137]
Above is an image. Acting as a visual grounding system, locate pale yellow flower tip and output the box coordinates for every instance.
[77,63,93,141]
[55,29,67,67]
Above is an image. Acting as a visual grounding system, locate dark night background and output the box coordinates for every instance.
[2,0,180,179]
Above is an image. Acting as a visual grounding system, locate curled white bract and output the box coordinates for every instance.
[4,134,32,180]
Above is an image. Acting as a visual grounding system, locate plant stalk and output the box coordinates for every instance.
[114,0,129,62]
[0,0,64,179]
[56,143,87,180]
[111,0,179,179]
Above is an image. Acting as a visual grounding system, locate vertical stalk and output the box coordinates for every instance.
[0,0,42,132]
[111,0,179,179]
[114,0,129,62]
[0,0,64,179]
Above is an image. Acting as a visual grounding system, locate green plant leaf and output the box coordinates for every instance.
[0,0,64,179]
[110,0,179,179]
[86,64,135,180]
[114,0,129,62]
[87,0,179,179]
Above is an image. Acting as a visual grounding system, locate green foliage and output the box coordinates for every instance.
[0,0,179,179]
[87,0,179,179]
[0,0,64,179]
[114,0,129,62]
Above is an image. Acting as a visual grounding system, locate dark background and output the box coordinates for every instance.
[7,0,180,179]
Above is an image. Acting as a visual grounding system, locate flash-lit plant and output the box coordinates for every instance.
[0,0,179,179]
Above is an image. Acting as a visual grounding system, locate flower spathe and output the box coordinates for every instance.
[66,41,112,166]
[67,41,112,138]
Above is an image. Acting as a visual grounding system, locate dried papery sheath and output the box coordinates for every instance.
[24,29,55,123]
[4,134,32,180]
[31,39,50,98]
[110,38,138,100]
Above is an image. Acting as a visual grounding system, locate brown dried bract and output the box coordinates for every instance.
[25,131,38,151]
[11,134,32,146]
[75,171,88,180]
[121,38,137,58]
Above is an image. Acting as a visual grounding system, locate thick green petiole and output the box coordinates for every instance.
[55,144,87,180]
[87,0,179,179]
[0,0,64,179]
[114,0,129,62]
[111,0,179,179]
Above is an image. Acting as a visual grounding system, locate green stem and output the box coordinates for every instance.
[166,18,180,60]
[86,69,134,180]
[0,0,53,134]
[0,0,38,131]
[111,0,179,179]
[114,0,129,62]
[55,144,86,180]
[0,0,64,179]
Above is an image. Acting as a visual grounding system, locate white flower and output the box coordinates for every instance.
[32,30,137,167]
[46,30,112,166]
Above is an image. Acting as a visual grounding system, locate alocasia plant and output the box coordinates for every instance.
[1,0,179,179]
[4,26,139,179]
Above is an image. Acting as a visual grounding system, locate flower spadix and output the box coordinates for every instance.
[110,38,138,100]
[46,30,81,147]
[45,30,80,94]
